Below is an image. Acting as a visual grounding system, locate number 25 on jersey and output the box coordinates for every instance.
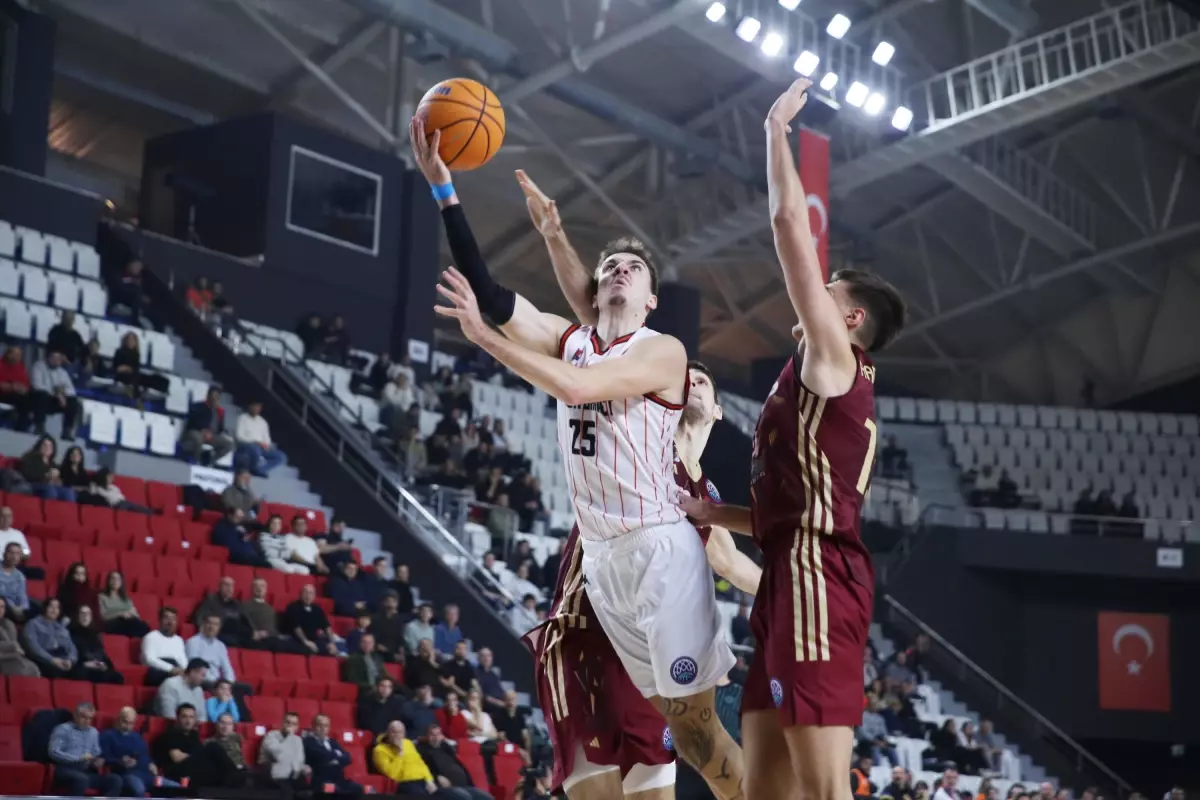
[569,418,596,457]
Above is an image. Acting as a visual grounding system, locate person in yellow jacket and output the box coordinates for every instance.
[372,720,443,796]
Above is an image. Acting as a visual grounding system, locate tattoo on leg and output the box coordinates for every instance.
[700,707,712,722]
[659,698,690,717]
[671,718,716,772]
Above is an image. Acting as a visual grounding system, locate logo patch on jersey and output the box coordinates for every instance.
[705,480,721,503]
[770,678,784,708]
[661,725,673,752]
[670,656,698,685]
[570,348,585,366]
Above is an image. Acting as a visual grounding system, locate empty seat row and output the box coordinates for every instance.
[0,260,107,316]
[976,508,1199,542]
[880,396,1199,436]
[81,400,182,458]
[0,222,101,278]
[954,442,1200,481]
[948,423,1198,459]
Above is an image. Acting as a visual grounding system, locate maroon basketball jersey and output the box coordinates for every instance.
[749,347,877,554]
[674,456,719,546]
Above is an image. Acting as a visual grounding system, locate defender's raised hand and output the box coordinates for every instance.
[766,78,813,132]
[408,114,451,186]
[434,267,490,344]
[516,169,562,238]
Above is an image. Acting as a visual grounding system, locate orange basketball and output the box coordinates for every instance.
[416,78,505,171]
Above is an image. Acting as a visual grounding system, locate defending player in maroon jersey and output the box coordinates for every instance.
[522,362,760,799]
[680,79,907,800]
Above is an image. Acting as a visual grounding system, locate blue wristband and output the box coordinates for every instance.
[431,182,455,202]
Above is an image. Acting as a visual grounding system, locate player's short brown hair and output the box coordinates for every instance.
[830,268,907,352]
[686,359,719,402]
[589,237,660,301]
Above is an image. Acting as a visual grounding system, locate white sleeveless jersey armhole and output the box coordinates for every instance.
[555,325,687,542]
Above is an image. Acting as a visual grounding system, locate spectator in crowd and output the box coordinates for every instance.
[20,435,75,501]
[957,720,991,774]
[405,685,439,737]
[504,563,544,606]
[1094,490,1118,521]
[357,675,410,735]
[435,407,464,438]
[58,445,91,496]
[863,646,879,688]
[89,468,153,514]
[331,560,380,618]
[102,706,177,795]
[969,465,1000,508]
[0,345,32,428]
[462,689,499,744]
[97,570,148,637]
[58,561,98,622]
[373,720,442,796]
[211,507,269,569]
[540,542,561,591]
[884,650,917,689]
[112,332,169,399]
[450,374,473,417]
[714,672,744,745]
[235,401,285,477]
[398,427,428,481]
[511,474,546,532]
[0,595,37,675]
[297,313,325,355]
[285,515,328,575]
[417,724,493,800]
[241,577,304,653]
[344,611,373,655]
[434,603,465,657]
[153,702,203,784]
[23,597,82,678]
[107,257,149,324]
[141,606,188,686]
[30,351,80,439]
[260,514,310,575]
[194,576,253,646]
[185,277,213,315]
[186,614,247,693]
[933,769,960,800]
[50,702,122,796]
[76,339,104,388]
[881,766,914,800]
[345,632,388,698]
[0,543,30,623]
[371,590,407,663]
[317,315,351,365]
[880,436,909,478]
[850,755,877,797]
[365,352,394,396]
[440,640,477,700]
[435,692,470,741]
[407,639,443,697]
[461,421,480,453]
[316,517,355,574]
[304,713,363,796]
[425,458,469,490]
[260,711,311,790]
[486,496,519,547]
[405,603,436,655]
[994,469,1020,509]
[156,658,209,720]
[507,594,539,634]
[857,693,900,766]
[474,648,505,710]
[391,563,415,614]
[206,678,240,723]
[506,541,534,574]
[730,599,752,647]
[383,373,417,427]
[463,440,495,482]
[976,719,1005,773]
[181,386,234,465]
[220,470,260,517]
[201,711,253,788]
[67,605,123,684]
[0,507,33,574]
[475,552,503,587]
[493,689,531,752]
[1117,493,1142,538]
[285,583,342,656]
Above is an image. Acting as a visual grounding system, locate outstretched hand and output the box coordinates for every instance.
[435,267,490,344]
[515,169,562,238]
[766,78,812,132]
[409,114,452,186]
[677,489,719,525]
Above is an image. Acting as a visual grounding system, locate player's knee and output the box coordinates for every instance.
[665,715,718,771]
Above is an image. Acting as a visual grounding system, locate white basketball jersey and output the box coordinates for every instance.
[556,324,688,542]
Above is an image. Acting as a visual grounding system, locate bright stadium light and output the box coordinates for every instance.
[820,71,839,91]
[761,31,785,56]
[705,2,727,22]
[793,50,820,76]
[735,16,762,41]
[872,41,895,65]
[891,106,914,131]
[827,13,851,39]
[778,0,801,9]
[845,81,869,107]
[864,92,886,116]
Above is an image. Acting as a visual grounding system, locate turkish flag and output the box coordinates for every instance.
[797,129,831,281]
[1097,611,1171,712]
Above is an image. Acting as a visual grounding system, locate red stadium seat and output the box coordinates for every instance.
[458,749,489,793]
[224,564,255,592]
[25,535,44,567]
[0,705,24,725]
[177,621,197,640]
[189,560,221,586]
[79,505,116,535]
[101,529,134,553]
[325,683,357,703]
[43,499,80,528]
[163,539,199,560]
[258,678,294,698]
[286,698,321,724]
[245,695,285,724]
[129,534,165,555]
[0,727,21,760]
[82,547,120,581]
[133,575,172,596]
[181,522,210,545]
[240,650,274,677]
[119,551,156,578]
[321,702,354,731]
[146,481,180,511]
[134,686,156,710]
[27,522,61,543]
[7,494,44,525]
[108,643,134,669]
[308,656,340,684]
[283,573,311,596]
[292,681,325,700]
[170,597,201,622]
[330,616,355,637]
[115,511,151,539]
[275,654,309,678]
[155,555,190,584]
[52,679,95,709]
[493,749,525,798]
[314,597,334,615]
[149,516,183,542]
[25,579,46,601]
[112,475,148,507]
[145,716,171,738]
[255,569,287,600]
[300,508,327,532]
[59,526,96,548]
[199,544,228,563]
[122,667,149,689]
[128,593,161,624]
[0,762,46,794]
[383,663,403,683]
[94,684,135,714]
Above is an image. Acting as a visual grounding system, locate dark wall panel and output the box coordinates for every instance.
[0,1,53,176]
[0,165,101,243]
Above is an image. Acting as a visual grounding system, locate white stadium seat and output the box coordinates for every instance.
[0,221,14,258]
[46,235,74,272]
[74,243,101,278]
[16,227,46,265]
[3,300,31,340]
[0,259,18,297]
[80,280,107,317]
[50,275,80,311]
[18,265,48,304]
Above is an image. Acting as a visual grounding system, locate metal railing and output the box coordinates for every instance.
[881,595,1132,796]
[922,505,1197,541]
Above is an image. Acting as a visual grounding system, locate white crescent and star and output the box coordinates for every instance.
[1112,623,1155,677]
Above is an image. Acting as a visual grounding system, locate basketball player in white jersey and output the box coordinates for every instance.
[410,117,744,800]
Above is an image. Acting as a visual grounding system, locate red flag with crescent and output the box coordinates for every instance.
[1097,611,1170,712]
[798,128,830,281]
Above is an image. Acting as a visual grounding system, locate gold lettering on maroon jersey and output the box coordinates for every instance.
[860,363,877,384]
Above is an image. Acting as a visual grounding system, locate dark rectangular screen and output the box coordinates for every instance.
[286,145,381,255]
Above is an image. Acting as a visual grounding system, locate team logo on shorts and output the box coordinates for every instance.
[705,480,721,502]
[670,656,698,685]
[770,678,784,708]
[662,725,673,751]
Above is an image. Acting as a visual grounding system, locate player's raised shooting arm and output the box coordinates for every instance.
[475,328,686,408]
[517,170,599,327]
[765,81,857,396]
[705,526,761,595]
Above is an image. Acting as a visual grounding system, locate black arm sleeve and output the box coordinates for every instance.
[440,204,517,325]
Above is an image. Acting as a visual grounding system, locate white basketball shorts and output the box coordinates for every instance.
[580,519,735,698]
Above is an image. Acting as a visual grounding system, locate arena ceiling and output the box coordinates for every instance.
[36,0,1200,405]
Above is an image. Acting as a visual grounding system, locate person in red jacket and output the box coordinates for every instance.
[0,346,32,429]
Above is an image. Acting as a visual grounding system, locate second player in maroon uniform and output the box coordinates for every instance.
[681,79,906,800]
[524,362,760,800]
